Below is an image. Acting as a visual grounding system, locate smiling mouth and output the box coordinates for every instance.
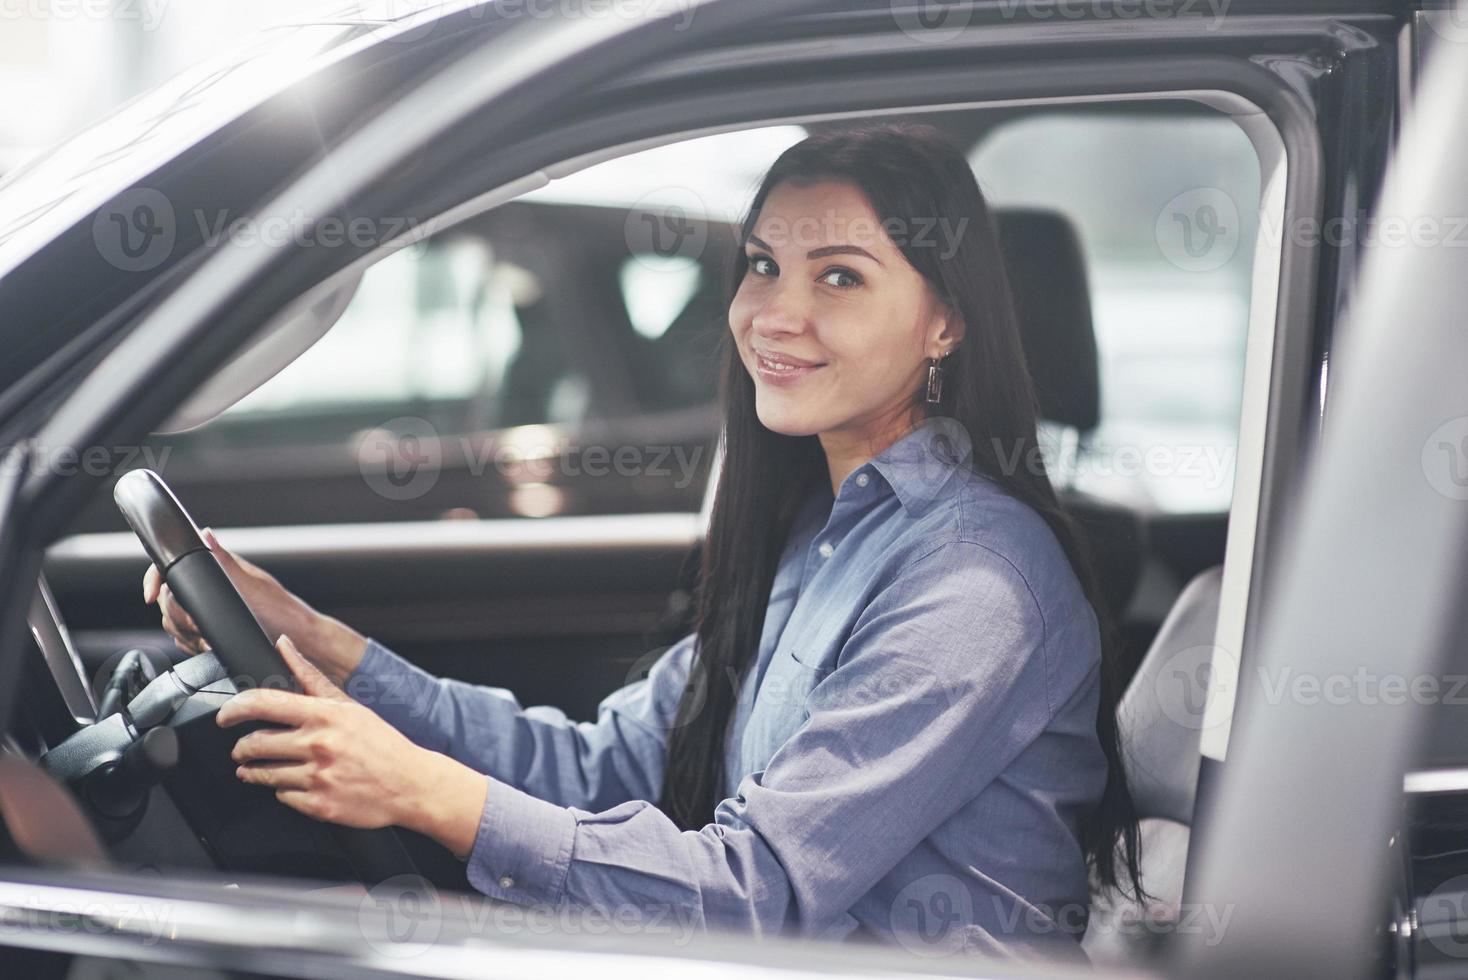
[755,352,826,374]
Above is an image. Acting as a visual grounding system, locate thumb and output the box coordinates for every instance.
[276,635,345,700]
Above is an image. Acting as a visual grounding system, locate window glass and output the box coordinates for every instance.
[971,110,1260,514]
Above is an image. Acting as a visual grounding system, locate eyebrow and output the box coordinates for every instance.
[745,235,885,268]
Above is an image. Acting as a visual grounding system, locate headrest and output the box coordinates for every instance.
[995,208,1101,433]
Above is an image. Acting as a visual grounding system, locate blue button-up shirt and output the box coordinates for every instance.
[346,415,1107,963]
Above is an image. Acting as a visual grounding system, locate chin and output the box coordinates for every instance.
[754,399,825,438]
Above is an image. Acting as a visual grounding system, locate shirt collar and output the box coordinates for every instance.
[863,415,975,517]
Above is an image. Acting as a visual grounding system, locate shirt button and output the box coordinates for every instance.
[855,472,870,488]
[498,874,515,889]
[818,541,834,559]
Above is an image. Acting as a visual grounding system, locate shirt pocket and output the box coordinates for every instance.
[787,635,840,675]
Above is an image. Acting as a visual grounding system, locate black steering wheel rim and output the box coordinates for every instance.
[113,468,421,887]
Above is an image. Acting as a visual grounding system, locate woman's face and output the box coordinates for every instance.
[728,179,960,448]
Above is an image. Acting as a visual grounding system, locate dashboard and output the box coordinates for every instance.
[5,575,212,873]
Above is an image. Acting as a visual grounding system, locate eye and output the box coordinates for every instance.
[747,254,777,277]
[819,267,863,289]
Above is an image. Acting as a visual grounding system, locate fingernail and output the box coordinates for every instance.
[202,528,217,547]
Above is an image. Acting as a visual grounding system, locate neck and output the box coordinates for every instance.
[818,406,927,498]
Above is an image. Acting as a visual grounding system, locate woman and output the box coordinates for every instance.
[145,123,1144,961]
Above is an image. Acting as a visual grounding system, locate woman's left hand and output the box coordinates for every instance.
[217,635,487,858]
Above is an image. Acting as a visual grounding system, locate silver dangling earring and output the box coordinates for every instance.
[925,347,956,405]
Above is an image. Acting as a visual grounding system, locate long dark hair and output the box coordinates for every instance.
[657,122,1144,900]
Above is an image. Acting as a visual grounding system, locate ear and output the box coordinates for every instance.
[926,299,965,358]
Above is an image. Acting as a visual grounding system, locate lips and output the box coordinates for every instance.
[755,348,825,369]
[754,349,826,385]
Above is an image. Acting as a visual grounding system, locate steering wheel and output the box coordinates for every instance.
[113,468,421,887]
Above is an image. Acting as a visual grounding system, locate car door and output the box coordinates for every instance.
[0,0,1426,975]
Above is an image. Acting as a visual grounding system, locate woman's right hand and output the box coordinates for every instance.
[142,528,368,684]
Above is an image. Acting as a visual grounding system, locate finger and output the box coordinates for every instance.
[216,688,319,729]
[231,729,311,764]
[202,527,239,572]
[236,760,313,791]
[143,563,162,605]
[276,635,344,701]
[273,789,341,824]
[158,585,200,638]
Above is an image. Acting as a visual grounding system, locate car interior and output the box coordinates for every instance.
[3,98,1266,970]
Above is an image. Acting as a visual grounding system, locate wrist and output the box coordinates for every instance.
[300,612,368,685]
[398,751,488,861]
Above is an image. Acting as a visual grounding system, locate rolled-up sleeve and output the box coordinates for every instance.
[343,630,696,812]
[463,540,1059,935]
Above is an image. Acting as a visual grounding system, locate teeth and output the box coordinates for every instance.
[759,354,810,372]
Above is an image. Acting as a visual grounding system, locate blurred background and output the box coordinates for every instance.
[0,1,362,171]
[7,1,1258,522]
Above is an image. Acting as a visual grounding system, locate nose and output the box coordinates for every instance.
[749,277,812,339]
